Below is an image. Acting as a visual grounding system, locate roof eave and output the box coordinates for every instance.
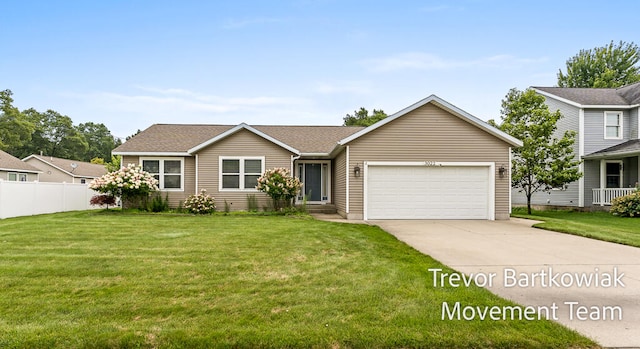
[299,152,332,159]
[112,151,192,156]
[583,151,640,160]
[0,167,42,174]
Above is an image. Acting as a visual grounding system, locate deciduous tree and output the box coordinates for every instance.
[343,107,387,126]
[491,88,582,214]
[0,89,34,151]
[557,41,640,88]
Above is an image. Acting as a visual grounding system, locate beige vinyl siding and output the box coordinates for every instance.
[24,158,73,183]
[1,170,38,182]
[333,148,347,216]
[196,129,294,211]
[122,155,195,207]
[347,103,511,220]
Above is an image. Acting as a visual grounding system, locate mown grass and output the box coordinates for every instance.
[0,211,597,348]
[512,207,640,248]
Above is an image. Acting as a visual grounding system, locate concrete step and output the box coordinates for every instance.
[302,204,337,214]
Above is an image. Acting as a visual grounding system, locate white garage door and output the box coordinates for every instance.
[366,164,492,220]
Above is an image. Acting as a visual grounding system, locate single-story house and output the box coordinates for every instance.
[113,95,522,220]
[0,150,41,182]
[23,155,107,184]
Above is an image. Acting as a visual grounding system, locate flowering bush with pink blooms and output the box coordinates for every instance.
[256,168,302,210]
[184,189,216,214]
[89,163,159,209]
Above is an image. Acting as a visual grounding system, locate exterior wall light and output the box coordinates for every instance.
[354,164,361,177]
[498,165,507,178]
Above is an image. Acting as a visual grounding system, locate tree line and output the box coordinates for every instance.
[0,89,121,163]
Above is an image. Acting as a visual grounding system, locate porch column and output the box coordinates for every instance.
[599,159,606,206]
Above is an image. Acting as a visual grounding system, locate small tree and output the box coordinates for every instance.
[492,88,582,214]
[89,163,159,209]
[89,194,117,209]
[256,168,302,211]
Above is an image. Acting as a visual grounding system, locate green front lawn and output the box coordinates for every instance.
[512,207,640,247]
[0,211,595,348]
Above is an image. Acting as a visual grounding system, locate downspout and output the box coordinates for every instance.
[291,154,301,202]
[508,147,512,214]
[346,145,350,215]
[578,109,585,207]
[195,154,199,193]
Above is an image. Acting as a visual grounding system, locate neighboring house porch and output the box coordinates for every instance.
[584,140,640,205]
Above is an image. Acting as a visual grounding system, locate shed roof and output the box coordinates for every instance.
[583,139,640,159]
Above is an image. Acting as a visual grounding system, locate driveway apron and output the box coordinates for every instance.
[372,219,640,348]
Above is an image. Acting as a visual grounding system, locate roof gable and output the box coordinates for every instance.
[23,155,107,178]
[338,95,522,147]
[0,150,41,173]
[188,123,300,154]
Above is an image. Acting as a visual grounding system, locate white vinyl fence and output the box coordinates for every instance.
[0,181,100,219]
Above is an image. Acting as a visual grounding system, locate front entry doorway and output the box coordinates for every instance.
[297,161,330,203]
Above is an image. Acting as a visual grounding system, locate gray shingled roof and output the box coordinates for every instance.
[113,124,365,154]
[26,155,108,178]
[0,150,41,173]
[583,139,640,159]
[535,81,640,105]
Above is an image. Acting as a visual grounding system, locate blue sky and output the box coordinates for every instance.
[2,1,639,139]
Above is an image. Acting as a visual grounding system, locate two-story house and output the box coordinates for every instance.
[512,82,640,208]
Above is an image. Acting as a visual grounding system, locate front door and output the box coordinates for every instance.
[297,161,330,203]
[304,163,322,201]
[606,161,623,188]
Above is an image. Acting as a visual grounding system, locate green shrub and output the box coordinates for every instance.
[246,194,258,212]
[611,191,640,217]
[147,193,170,212]
[183,189,216,214]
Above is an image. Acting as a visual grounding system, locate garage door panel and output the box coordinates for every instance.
[366,165,490,220]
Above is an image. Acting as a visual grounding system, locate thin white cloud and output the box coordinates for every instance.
[314,80,373,95]
[58,87,320,138]
[221,17,283,29]
[132,85,303,107]
[61,87,311,125]
[363,52,548,72]
[420,5,451,12]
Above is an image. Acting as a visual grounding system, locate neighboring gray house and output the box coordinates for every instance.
[513,82,640,208]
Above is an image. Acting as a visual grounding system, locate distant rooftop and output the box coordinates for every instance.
[534,81,640,106]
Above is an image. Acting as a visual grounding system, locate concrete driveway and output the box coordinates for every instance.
[371,219,640,348]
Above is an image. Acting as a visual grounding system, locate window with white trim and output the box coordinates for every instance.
[604,111,623,139]
[220,157,264,190]
[8,173,28,181]
[141,158,183,190]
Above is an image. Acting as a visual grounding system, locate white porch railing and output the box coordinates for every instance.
[592,188,637,206]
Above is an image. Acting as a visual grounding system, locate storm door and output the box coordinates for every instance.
[297,161,330,203]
